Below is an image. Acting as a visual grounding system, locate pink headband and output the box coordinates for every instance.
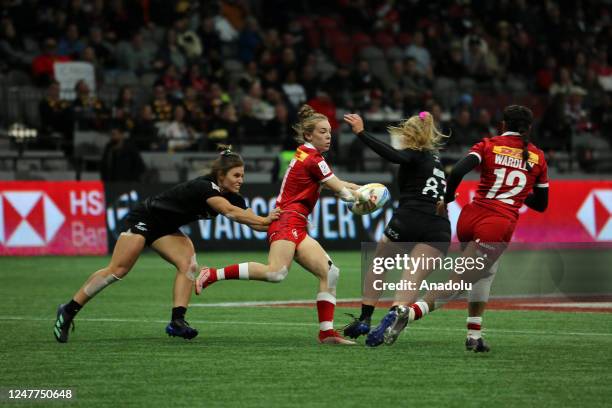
[419,111,428,121]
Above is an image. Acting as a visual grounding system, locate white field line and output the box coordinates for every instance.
[190,299,346,307]
[190,293,612,308]
[519,302,612,309]
[1,315,611,337]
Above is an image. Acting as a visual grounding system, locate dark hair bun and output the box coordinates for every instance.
[216,144,234,156]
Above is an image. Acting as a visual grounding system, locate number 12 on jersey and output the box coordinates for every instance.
[486,168,527,205]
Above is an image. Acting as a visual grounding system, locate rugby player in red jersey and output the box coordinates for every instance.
[386,105,549,351]
[196,104,374,345]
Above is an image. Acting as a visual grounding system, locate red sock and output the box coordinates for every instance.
[409,301,429,321]
[316,292,336,332]
[467,316,482,339]
[211,263,249,281]
[205,268,218,284]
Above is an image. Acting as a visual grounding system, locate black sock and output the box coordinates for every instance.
[171,306,187,321]
[359,304,375,321]
[64,299,82,317]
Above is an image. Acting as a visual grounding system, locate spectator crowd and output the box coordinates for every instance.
[0,0,610,170]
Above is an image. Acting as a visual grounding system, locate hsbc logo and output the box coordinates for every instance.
[577,189,612,241]
[0,191,65,247]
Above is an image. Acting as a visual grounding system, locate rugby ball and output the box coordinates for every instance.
[347,183,390,215]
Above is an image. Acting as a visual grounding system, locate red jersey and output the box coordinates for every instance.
[469,132,549,219]
[276,143,334,216]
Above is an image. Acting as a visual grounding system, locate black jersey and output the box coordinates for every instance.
[358,131,446,216]
[144,175,247,229]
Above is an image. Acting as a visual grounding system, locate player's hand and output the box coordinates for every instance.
[436,199,447,217]
[353,189,376,212]
[269,207,281,220]
[262,208,281,225]
[343,113,365,134]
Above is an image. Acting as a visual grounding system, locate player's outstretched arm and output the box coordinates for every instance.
[343,113,417,164]
[524,186,548,212]
[324,176,365,202]
[443,154,480,203]
[324,176,377,212]
[206,196,280,227]
[245,208,276,231]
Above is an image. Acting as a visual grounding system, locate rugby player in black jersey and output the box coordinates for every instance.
[53,146,279,343]
[342,112,451,347]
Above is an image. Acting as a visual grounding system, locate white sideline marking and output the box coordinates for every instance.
[190,295,612,308]
[190,299,335,307]
[519,302,612,309]
[1,316,611,337]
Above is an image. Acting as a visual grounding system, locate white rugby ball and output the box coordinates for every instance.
[347,183,390,215]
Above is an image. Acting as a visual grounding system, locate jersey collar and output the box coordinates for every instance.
[501,131,521,136]
[303,142,315,149]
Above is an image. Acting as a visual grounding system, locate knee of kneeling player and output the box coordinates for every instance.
[266,265,288,283]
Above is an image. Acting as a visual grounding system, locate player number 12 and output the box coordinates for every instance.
[486,168,526,205]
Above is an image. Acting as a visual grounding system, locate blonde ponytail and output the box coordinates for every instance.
[387,111,448,151]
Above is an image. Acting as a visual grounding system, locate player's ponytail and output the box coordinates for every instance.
[521,133,532,172]
[209,144,244,181]
[503,105,533,172]
[387,111,448,151]
[293,104,328,144]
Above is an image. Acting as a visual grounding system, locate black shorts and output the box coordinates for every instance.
[124,204,180,246]
[384,209,451,254]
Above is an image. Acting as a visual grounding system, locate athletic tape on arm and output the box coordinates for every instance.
[338,187,356,202]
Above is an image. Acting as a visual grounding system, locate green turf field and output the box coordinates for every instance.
[1,252,611,407]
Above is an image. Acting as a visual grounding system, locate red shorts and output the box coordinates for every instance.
[457,202,517,251]
[267,211,309,247]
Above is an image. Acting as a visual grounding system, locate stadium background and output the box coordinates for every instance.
[0,1,611,407]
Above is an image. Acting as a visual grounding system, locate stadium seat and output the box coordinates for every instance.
[157,169,180,183]
[21,86,44,128]
[141,152,184,170]
[317,16,339,30]
[80,171,101,180]
[295,16,313,29]
[74,131,109,157]
[23,150,69,170]
[140,73,159,88]
[374,32,396,50]
[335,171,392,184]
[385,46,404,61]
[351,32,373,53]
[26,170,76,181]
[0,171,15,180]
[116,72,139,87]
[240,144,278,156]
[360,45,385,61]
[224,59,244,74]
[333,45,355,65]
[305,26,321,49]
[397,32,412,46]
[243,172,272,183]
